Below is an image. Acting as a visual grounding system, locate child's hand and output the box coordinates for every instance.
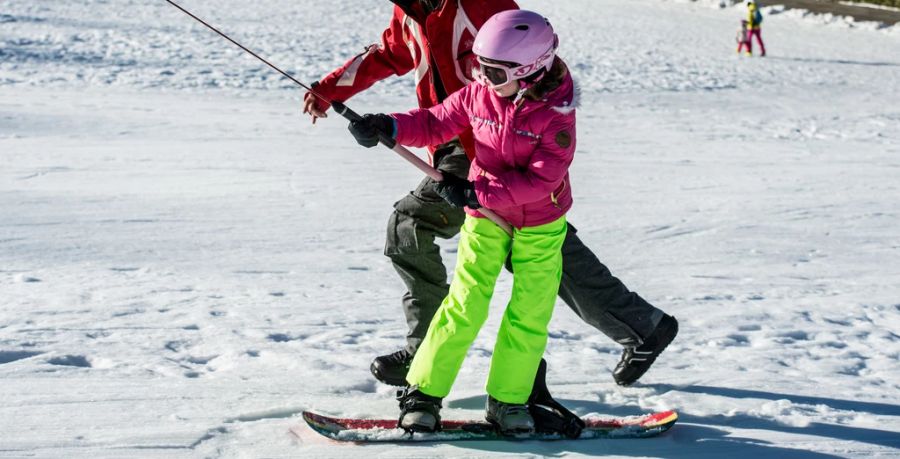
[435,174,480,209]
[348,114,395,148]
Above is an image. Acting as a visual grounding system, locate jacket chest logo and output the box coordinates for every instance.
[514,129,542,144]
[472,116,541,144]
[471,115,498,128]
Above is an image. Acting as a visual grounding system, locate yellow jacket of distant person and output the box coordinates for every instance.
[747,3,763,30]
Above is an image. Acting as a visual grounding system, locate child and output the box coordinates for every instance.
[348,10,576,434]
[736,19,750,55]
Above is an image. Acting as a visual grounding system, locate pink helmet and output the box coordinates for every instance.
[473,10,558,88]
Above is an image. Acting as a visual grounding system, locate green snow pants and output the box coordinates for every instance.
[406,214,568,404]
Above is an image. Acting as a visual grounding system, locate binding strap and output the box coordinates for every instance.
[527,359,585,438]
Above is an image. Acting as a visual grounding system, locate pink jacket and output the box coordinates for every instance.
[392,67,576,229]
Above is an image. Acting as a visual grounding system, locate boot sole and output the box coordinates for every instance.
[400,422,439,433]
[485,417,535,435]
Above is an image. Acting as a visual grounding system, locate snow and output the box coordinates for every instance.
[1,0,899,457]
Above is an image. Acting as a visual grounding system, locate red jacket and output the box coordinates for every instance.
[313,0,519,159]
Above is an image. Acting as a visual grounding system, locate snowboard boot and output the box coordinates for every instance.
[397,387,442,432]
[370,349,413,386]
[485,395,535,434]
[613,314,679,386]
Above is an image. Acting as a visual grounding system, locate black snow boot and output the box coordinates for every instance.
[370,349,413,386]
[613,314,679,386]
[397,387,442,432]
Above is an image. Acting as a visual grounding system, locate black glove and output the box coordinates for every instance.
[348,114,394,148]
[435,173,480,209]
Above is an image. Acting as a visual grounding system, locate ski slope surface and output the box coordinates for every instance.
[1,0,899,457]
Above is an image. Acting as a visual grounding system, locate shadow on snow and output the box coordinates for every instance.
[441,384,899,457]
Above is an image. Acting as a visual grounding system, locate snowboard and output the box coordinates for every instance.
[295,409,677,442]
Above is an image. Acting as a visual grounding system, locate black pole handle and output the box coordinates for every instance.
[332,101,397,149]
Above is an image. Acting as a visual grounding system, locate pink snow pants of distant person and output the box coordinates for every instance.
[746,29,766,56]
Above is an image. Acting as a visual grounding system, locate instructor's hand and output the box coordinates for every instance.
[435,173,480,209]
[302,90,329,124]
[348,114,395,148]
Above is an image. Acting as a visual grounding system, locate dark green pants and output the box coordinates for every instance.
[384,143,664,353]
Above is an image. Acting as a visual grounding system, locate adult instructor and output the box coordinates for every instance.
[302,0,678,387]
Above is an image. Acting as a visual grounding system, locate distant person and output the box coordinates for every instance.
[736,19,751,55]
[745,0,766,57]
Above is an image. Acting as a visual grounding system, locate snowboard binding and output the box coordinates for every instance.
[528,358,586,439]
[396,386,443,433]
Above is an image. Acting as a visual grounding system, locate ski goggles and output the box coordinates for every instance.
[476,57,522,87]
[476,50,555,88]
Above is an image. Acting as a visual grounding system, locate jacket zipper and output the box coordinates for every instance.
[550,178,567,209]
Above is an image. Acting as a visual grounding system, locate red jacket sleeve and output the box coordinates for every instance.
[474,113,576,209]
[314,8,415,103]
[391,85,474,148]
